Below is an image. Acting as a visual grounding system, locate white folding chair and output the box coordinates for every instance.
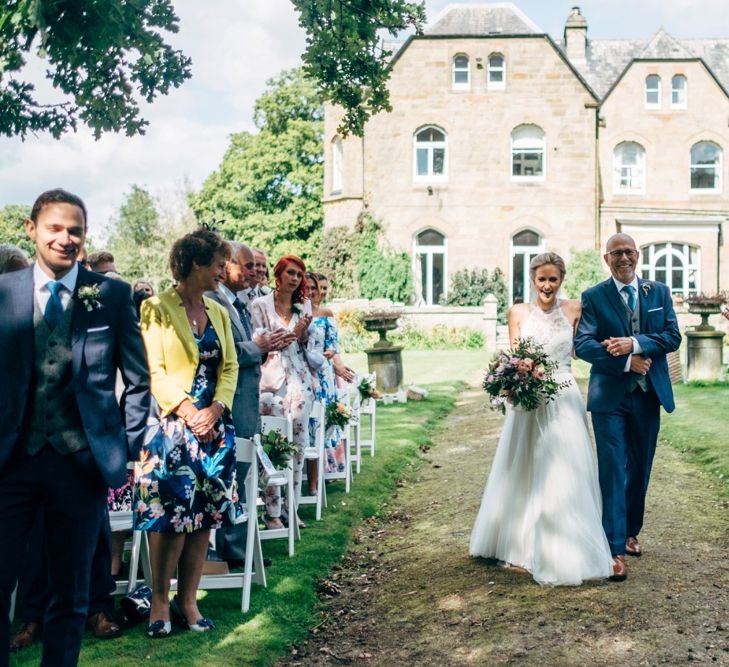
[323,396,353,493]
[359,373,377,458]
[259,415,300,556]
[195,435,267,613]
[299,400,327,520]
[343,380,362,475]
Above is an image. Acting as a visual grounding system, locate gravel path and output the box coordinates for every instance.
[286,384,729,666]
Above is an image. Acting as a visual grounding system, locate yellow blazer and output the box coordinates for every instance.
[140,287,238,417]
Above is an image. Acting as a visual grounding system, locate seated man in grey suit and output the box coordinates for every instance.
[206,241,290,566]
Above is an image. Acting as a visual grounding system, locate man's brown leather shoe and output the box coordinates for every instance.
[626,536,642,557]
[9,621,42,651]
[87,611,122,639]
[610,555,628,581]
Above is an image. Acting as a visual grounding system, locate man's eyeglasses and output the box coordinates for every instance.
[607,249,638,259]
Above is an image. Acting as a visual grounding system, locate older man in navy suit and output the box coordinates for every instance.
[575,233,681,582]
[0,189,150,666]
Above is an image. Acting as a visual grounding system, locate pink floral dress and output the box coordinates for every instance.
[250,293,315,517]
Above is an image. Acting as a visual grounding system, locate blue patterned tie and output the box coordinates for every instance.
[45,281,64,330]
[622,285,636,312]
[232,297,252,339]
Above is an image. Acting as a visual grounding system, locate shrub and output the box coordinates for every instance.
[316,226,357,299]
[563,247,608,299]
[445,266,508,323]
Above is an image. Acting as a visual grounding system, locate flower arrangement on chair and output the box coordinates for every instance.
[261,429,298,470]
[325,400,353,429]
[357,374,380,402]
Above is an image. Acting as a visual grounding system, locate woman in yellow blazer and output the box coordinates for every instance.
[134,229,240,638]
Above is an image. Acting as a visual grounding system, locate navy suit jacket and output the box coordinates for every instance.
[574,278,681,414]
[205,288,262,438]
[0,265,150,488]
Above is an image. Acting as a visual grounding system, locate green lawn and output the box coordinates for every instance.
[13,381,463,667]
[660,383,729,497]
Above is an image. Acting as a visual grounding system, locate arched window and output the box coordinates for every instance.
[452,54,469,89]
[613,142,646,193]
[487,53,505,90]
[413,126,447,181]
[414,229,447,305]
[690,141,722,192]
[331,137,343,194]
[671,74,687,108]
[510,229,544,304]
[639,242,699,297]
[511,125,545,180]
[645,74,661,108]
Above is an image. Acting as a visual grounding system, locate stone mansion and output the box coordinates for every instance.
[323,3,729,305]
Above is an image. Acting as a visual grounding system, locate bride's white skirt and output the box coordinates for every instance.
[469,378,613,586]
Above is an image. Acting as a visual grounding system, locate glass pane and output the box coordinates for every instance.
[654,243,666,252]
[655,269,666,284]
[692,142,718,165]
[512,150,543,176]
[417,229,445,246]
[689,245,697,263]
[432,148,445,175]
[641,268,650,280]
[489,55,504,67]
[454,55,468,68]
[432,253,444,305]
[512,253,525,304]
[691,166,717,189]
[417,127,445,142]
[454,70,468,84]
[656,254,667,268]
[672,268,683,290]
[621,143,638,165]
[646,75,660,89]
[513,230,540,246]
[416,148,428,176]
[419,253,428,302]
[490,70,504,83]
[672,75,685,90]
[646,90,659,105]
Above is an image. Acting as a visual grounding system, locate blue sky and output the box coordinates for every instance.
[1,0,727,237]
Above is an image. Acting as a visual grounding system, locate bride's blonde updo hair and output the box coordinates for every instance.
[529,252,566,282]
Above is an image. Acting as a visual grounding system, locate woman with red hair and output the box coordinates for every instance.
[250,255,315,528]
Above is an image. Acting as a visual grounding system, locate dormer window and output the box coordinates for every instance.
[452,54,469,90]
[645,75,661,109]
[488,53,505,90]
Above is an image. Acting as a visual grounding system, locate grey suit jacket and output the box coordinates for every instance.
[205,287,262,437]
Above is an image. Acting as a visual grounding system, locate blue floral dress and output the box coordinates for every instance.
[133,322,241,533]
[308,316,346,473]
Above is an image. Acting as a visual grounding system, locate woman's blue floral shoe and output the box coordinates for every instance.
[170,596,214,632]
[147,620,172,638]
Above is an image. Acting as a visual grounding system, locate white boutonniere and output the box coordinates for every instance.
[641,282,653,297]
[77,284,102,311]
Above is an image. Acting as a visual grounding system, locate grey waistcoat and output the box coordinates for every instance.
[621,292,648,392]
[25,298,89,456]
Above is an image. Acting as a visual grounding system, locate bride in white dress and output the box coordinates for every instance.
[469,252,613,585]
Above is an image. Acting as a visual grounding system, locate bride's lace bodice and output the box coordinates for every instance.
[520,301,573,374]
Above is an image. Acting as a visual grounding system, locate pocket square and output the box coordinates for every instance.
[647,307,663,313]
[87,325,110,332]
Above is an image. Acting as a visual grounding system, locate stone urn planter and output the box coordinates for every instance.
[362,310,403,393]
[685,294,726,381]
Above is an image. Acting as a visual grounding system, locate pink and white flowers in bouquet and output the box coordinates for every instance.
[483,337,567,414]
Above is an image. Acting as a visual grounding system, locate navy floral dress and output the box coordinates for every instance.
[133,323,241,533]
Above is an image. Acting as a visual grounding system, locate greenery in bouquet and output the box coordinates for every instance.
[483,337,567,414]
[326,400,353,429]
[262,429,298,470]
[357,374,381,401]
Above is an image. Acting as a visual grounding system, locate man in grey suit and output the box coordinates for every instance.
[206,242,290,566]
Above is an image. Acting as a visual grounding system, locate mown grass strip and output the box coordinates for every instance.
[13,381,462,667]
[660,383,729,497]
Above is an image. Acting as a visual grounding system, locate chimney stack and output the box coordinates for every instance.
[564,6,587,63]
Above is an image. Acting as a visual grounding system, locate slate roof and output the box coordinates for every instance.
[424,3,543,36]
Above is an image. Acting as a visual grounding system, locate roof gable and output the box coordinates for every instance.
[425,3,543,36]
[638,28,694,60]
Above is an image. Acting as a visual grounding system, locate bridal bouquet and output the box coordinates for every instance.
[326,400,353,429]
[483,338,565,414]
